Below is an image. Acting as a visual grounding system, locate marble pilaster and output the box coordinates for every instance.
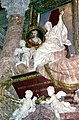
[0,0,30,81]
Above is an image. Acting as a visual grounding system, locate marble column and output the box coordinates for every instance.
[0,0,30,81]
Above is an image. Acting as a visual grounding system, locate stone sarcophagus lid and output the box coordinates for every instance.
[12,71,53,99]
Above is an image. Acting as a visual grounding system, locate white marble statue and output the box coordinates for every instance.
[56,91,67,101]
[9,90,37,120]
[14,40,31,67]
[30,47,36,60]
[74,89,79,104]
[41,86,76,120]
[33,10,71,70]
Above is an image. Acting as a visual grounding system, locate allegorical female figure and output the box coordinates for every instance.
[34,11,79,86]
[34,11,71,70]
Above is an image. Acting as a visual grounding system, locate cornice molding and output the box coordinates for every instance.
[31,0,72,13]
[1,0,30,17]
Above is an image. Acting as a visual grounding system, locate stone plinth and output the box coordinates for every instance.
[23,105,56,120]
[60,104,79,120]
[23,104,79,120]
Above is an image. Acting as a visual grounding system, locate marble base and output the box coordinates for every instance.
[60,104,79,120]
[23,104,79,120]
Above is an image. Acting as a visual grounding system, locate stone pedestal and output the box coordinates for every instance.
[23,105,56,120]
[23,104,79,120]
[60,104,79,120]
